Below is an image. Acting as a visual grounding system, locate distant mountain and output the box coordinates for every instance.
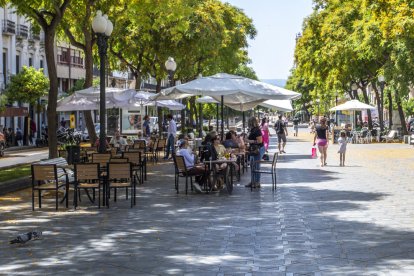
[260,79,287,88]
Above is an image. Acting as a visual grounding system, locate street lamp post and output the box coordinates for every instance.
[92,10,113,153]
[378,75,385,132]
[164,57,177,134]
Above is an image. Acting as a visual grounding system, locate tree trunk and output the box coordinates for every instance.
[395,91,407,135]
[134,71,142,90]
[189,97,196,130]
[155,80,163,136]
[83,32,97,143]
[45,30,58,158]
[361,86,373,129]
[371,83,384,131]
[181,98,187,132]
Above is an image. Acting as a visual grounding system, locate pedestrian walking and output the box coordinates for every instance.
[261,117,270,151]
[164,114,177,160]
[16,127,23,146]
[313,117,329,167]
[274,115,288,153]
[245,116,265,188]
[337,131,348,166]
[30,120,37,145]
[293,117,299,136]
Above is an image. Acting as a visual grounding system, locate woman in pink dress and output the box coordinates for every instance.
[261,117,270,151]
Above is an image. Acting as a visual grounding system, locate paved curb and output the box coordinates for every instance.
[0,176,30,196]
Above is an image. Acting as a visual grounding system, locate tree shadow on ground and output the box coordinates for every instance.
[0,162,413,275]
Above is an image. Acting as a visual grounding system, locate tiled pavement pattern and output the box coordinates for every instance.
[1,128,414,275]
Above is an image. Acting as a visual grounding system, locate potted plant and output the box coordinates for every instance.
[59,128,82,164]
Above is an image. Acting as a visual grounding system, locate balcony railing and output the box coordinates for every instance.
[17,24,28,38]
[57,54,84,68]
[2,20,16,35]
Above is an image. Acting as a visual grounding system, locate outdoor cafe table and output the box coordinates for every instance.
[203,158,237,194]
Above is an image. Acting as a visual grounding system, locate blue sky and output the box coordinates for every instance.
[224,0,313,80]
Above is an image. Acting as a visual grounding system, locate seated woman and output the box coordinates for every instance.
[223,131,239,149]
[177,139,207,193]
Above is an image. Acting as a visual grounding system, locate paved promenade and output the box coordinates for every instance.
[1,128,414,275]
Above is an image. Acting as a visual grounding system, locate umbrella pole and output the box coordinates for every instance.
[199,103,203,138]
[221,96,224,140]
[242,111,246,132]
[216,103,219,132]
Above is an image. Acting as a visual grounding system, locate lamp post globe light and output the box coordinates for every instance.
[165,57,177,87]
[92,11,113,153]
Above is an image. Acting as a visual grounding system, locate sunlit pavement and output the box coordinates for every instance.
[0,148,49,168]
[1,128,414,275]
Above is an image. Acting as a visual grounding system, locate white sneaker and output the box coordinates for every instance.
[193,183,203,193]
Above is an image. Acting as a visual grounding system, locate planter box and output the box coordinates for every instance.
[66,145,81,164]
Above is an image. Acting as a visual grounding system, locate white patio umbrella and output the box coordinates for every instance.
[259,100,294,112]
[152,73,301,137]
[330,99,376,128]
[329,99,376,111]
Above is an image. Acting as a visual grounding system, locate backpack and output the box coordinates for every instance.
[275,120,284,134]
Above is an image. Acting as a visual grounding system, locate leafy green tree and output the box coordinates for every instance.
[10,0,71,158]
[4,66,49,104]
[0,94,8,112]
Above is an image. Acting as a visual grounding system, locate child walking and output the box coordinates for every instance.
[338,131,348,166]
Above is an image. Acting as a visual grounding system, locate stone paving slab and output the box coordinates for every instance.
[1,128,414,275]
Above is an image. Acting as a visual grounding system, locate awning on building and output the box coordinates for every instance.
[0,107,29,117]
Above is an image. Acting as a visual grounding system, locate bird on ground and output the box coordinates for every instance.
[10,231,42,244]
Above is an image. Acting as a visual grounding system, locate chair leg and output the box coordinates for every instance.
[38,190,42,208]
[185,176,188,195]
[126,187,128,200]
[114,188,117,202]
[56,189,58,211]
[32,189,35,211]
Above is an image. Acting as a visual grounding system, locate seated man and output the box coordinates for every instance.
[109,130,128,151]
[177,139,207,193]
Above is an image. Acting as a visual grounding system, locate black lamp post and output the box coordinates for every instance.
[378,75,385,132]
[92,11,113,153]
[165,57,177,134]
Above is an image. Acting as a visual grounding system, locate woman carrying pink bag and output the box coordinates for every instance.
[313,117,329,167]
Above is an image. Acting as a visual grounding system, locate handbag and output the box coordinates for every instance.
[311,146,318,158]
[248,144,260,156]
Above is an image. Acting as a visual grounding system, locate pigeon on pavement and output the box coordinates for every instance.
[10,231,42,244]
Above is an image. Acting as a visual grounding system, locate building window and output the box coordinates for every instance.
[40,59,44,69]
[29,57,33,67]
[16,55,20,74]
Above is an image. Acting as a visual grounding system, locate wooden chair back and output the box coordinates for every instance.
[173,155,187,174]
[32,164,58,182]
[133,140,146,150]
[110,158,129,163]
[92,153,111,168]
[108,162,132,180]
[157,138,166,150]
[75,163,100,181]
[122,152,141,165]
